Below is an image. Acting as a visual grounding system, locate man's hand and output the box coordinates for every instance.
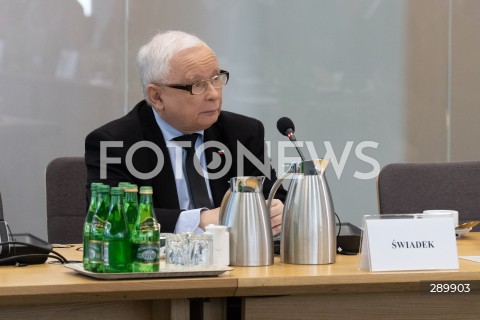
[269,199,283,236]
[199,207,220,230]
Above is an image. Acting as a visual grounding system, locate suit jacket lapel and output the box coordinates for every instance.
[204,119,230,206]
[138,103,180,209]
[138,105,230,209]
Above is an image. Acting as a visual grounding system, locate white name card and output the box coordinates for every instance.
[359,214,459,272]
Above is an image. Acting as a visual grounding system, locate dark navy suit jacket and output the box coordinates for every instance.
[85,100,286,232]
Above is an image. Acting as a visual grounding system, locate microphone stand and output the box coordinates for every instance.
[285,129,306,163]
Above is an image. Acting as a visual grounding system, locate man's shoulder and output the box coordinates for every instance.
[214,110,265,145]
[87,100,150,139]
[218,110,263,129]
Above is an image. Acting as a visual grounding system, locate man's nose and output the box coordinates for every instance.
[204,81,221,99]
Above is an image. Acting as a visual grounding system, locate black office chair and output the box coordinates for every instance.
[377,161,480,229]
[46,157,87,244]
[0,192,3,220]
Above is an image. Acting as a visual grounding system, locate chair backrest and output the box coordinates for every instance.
[377,161,480,226]
[46,157,87,244]
[0,192,3,220]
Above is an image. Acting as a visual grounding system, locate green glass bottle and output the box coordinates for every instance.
[87,184,110,272]
[124,184,139,232]
[103,187,131,273]
[118,182,131,192]
[83,182,103,269]
[131,186,160,272]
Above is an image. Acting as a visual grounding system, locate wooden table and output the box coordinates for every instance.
[1,233,480,320]
[236,234,480,319]
[0,244,236,320]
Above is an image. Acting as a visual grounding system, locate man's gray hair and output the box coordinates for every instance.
[136,30,212,103]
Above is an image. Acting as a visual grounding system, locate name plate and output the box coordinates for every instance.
[359,214,459,272]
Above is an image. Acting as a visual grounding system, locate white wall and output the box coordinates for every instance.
[0,0,478,241]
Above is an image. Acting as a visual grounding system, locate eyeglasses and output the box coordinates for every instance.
[154,70,230,95]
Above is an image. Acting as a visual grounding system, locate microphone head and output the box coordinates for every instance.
[277,117,295,136]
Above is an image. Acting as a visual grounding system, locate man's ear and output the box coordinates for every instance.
[147,84,164,110]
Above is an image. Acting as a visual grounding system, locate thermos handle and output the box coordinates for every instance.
[266,164,296,211]
[219,188,231,223]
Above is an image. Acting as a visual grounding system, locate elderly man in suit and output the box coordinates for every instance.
[85,30,285,235]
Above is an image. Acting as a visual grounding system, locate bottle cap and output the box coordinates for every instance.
[98,185,111,193]
[118,182,131,189]
[139,186,153,194]
[90,182,104,192]
[110,187,125,195]
[125,186,138,193]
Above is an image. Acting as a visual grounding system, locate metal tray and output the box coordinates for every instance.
[65,263,232,280]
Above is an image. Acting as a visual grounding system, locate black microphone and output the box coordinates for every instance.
[277,117,306,162]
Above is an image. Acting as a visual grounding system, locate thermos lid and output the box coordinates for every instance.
[296,159,330,175]
[229,176,265,192]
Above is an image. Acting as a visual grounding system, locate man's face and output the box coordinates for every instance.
[150,45,223,133]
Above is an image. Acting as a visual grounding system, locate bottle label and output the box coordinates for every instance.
[102,242,109,266]
[132,242,160,264]
[88,240,103,264]
[102,242,110,266]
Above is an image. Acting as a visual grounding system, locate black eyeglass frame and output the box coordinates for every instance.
[153,70,229,95]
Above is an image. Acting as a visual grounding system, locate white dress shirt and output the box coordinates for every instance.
[152,107,213,233]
